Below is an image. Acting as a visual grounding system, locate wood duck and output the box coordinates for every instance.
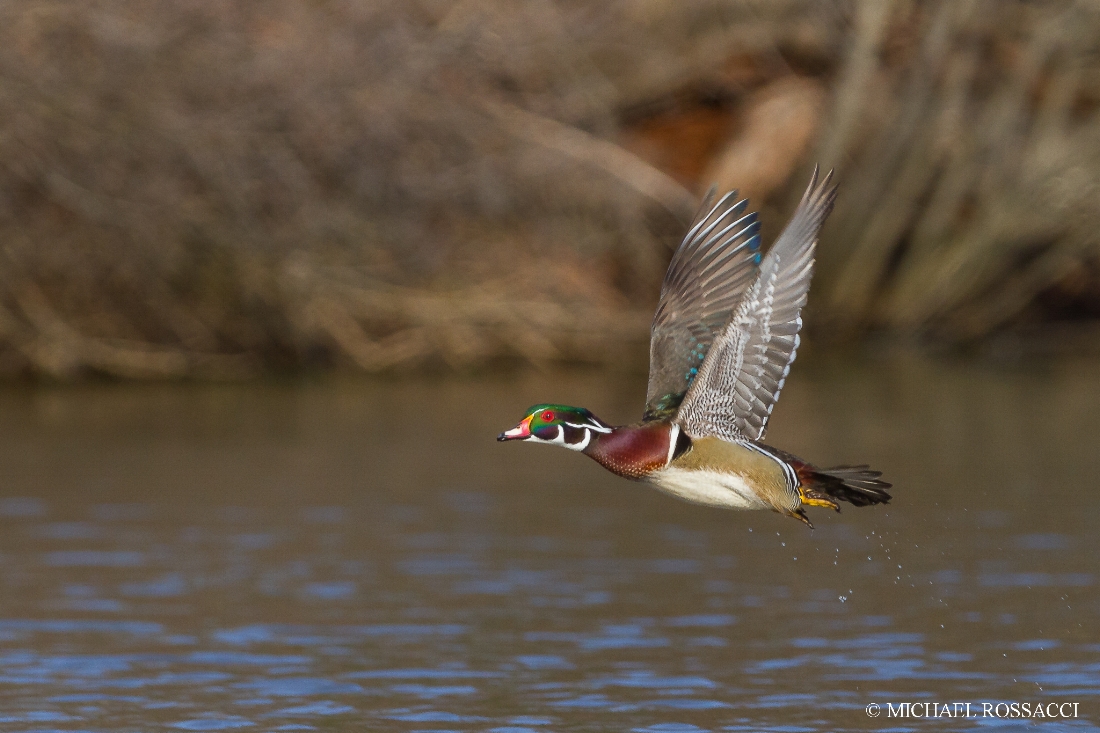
[499,169,891,527]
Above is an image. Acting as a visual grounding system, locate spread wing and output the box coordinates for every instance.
[643,190,762,421]
[675,168,837,441]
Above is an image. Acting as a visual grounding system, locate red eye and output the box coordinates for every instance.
[542,411,555,422]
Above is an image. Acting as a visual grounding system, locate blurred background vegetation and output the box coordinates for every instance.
[1,0,1098,380]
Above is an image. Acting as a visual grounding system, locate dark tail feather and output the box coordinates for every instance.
[806,465,892,507]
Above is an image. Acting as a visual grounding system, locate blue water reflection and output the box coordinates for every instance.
[0,368,1095,731]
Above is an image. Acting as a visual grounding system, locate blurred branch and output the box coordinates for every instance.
[480,98,697,221]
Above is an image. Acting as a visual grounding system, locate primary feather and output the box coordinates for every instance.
[644,190,762,421]
[675,168,837,441]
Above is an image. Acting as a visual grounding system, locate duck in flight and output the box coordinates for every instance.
[498,169,891,527]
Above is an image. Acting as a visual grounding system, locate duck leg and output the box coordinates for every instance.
[799,486,840,512]
[787,507,815,528]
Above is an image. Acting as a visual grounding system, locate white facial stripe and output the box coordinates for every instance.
[565,420,611,434]
[565,427,592,452]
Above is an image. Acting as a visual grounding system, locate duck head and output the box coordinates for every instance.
[497,404,613,452]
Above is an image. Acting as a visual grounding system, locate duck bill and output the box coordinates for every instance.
[498,415,533,441]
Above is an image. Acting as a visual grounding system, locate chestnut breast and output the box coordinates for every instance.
[586,422,672,479]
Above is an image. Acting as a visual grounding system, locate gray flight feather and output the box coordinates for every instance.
[674,167,837,441]
[643,189,762,421]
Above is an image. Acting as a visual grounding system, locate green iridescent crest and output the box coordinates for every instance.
[524,404,592,431]
[506,404,609,440]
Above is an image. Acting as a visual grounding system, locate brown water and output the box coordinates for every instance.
[0,355,1096,732]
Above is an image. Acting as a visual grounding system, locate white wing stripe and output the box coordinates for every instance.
[739,440,799,490]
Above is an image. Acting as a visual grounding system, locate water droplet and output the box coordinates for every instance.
[838,596,847,602]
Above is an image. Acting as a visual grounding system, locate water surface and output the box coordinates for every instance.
[0,356,1096,731]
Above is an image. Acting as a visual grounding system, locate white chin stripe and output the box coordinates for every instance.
[530,425,592,451]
